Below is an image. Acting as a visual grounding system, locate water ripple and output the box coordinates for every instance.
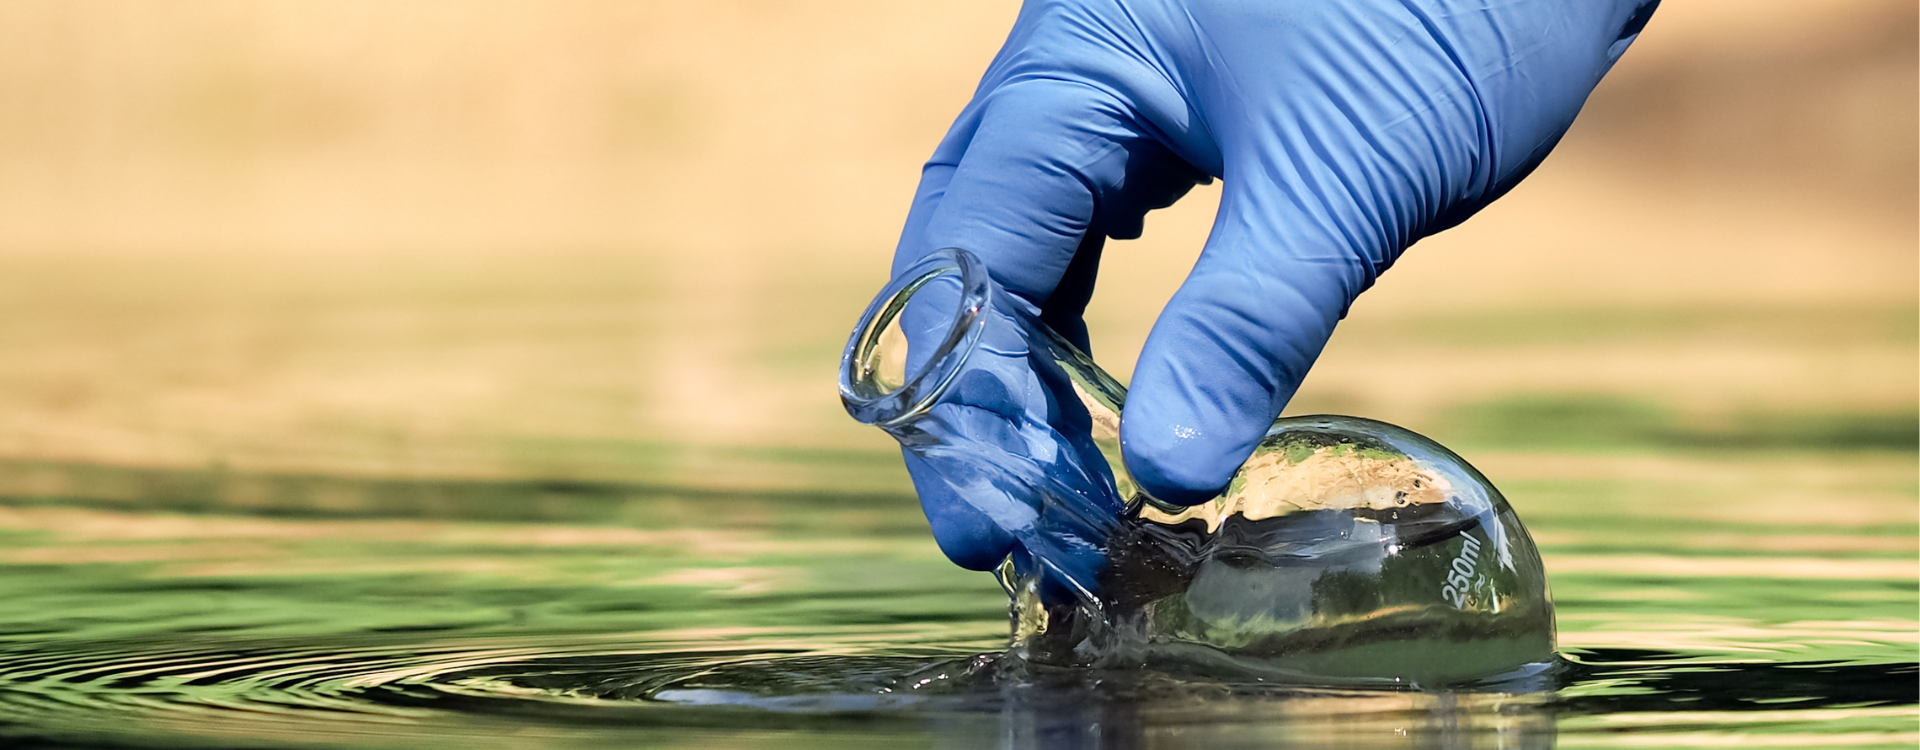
[0,633,1911,750]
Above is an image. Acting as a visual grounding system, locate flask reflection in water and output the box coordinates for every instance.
[840,248,1554,685]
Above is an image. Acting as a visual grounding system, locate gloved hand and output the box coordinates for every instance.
[890,0,1660,570]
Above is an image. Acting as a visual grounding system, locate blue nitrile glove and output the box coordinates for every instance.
[891,0,1660,569]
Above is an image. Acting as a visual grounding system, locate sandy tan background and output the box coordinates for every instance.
[0,0,1911,490]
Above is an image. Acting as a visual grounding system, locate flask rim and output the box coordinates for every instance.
[839,248,990,427]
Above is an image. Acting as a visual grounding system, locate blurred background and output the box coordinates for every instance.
[0,8,1909,745]
[0,0,1912,499]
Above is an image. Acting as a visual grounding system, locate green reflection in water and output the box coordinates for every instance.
[0,441,1911,749]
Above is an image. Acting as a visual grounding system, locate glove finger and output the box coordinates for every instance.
[877,257,1018,569]
[902,450,1017,571]
[1036,231,1104,354]
[1112,0,1664,507]
[899,77,1198,318]
[887,78,1200,565]
[1120,179,1370,506]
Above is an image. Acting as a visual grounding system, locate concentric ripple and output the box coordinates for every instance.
[0,636,1911,750]
[0,633,1535,748]
[0,636,991,736]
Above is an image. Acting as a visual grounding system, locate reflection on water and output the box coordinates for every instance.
[0,636,1911,750]
[0,455,1912,749]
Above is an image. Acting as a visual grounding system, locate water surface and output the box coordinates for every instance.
[0,446,1911,749]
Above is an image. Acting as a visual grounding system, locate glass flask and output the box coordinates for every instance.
[841,248,1554,685]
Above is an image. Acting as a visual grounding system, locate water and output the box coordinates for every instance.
[0,449,1912,749]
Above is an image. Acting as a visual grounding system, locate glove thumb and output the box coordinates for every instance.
[1119,178,1377,506]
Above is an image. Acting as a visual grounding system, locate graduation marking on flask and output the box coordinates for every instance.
[1440,532,1485,609]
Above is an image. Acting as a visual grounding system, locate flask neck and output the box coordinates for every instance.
[839,250,990,430]
[839,248,1135,603]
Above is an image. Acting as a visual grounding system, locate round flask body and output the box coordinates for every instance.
[1023,416,1556,686]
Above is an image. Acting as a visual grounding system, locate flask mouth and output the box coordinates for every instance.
[840,248,990,427]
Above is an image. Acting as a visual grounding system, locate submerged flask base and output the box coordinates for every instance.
[1005,416,1556,686]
